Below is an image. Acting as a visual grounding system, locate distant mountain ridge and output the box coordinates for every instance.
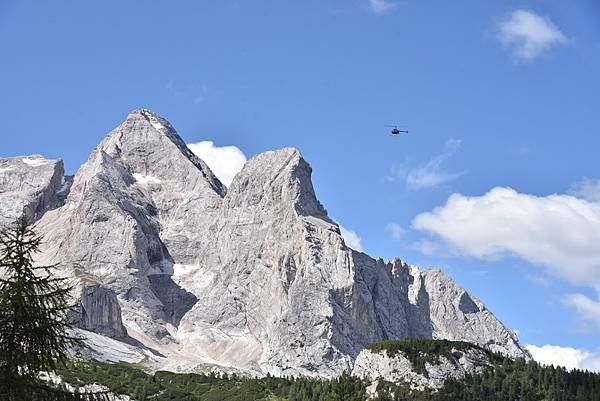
[0,109,528,377]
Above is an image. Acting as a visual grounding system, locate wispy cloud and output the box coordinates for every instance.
[367,0,397,15]
[564,293,600,330]
[412,238,443,257]
[166,80,208,104]
[193,84,208,104]
[526,274,552,288]
[570,177,600,202]
[496,9,567,62]
[386,223,405,240]
[386,139,464,190]
[339,225,364,252]
[511,146,531,156]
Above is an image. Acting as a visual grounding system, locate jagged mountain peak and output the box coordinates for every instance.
[226,146,328,219]
[121,108,194,158]
[5,110,529,378]
[99,109,226,197]
[0,154,66,227]
[128,108,176,130]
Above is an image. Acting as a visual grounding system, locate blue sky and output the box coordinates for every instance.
[2,0,600,369]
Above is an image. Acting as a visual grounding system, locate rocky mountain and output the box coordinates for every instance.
[1,109,528,378]
[0,155,69,228]
[352,339,497,393]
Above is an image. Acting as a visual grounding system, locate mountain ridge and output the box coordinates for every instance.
[0,109,528,378]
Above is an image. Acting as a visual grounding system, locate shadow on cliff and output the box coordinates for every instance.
[122,335,167,358]
[148,274,198,326]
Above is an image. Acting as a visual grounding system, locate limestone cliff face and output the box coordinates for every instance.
[93,110,225,264]
[6,109,528,377]
[352,345,492,391]
[174,146,524,376]
[0,155,67,228]
[77,284,127,339]
[35,110,215,346]
[176,148,356,375]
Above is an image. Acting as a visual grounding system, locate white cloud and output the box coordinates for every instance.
[188,141,247,187]
[526,344,600,372]
[412,184,600,329]
[386,139,464,190]
[413,238,442,256]
[570,177,600,202]
[340,225,364,252]
[564,293,600,329]
[384,164,408,183]
[367,0,397,15]
[166,81,208,104]
[387,223,405,240]
[193,84,209,104]
[497,9,567,62]
[526,274,551,288]
[413,187,600,286]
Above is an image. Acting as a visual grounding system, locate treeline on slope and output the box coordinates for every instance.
[58,355,600,401]
[366,338,504,375]
[57,359,366,401]
[373,356,600,401]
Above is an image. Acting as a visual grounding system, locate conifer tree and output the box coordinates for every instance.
[0,218,101,400]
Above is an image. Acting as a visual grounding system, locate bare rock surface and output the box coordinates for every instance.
[76,284,127,339]
[0,155,67,228]
[3,109,528,378]
[352,345,492,391]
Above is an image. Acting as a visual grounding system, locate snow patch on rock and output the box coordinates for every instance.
[132,173,162,185]
[21,155,52,167]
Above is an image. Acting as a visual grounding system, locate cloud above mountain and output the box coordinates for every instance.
[387,223,405,240]
[564,293,600,330]
[526,344,600,372]
[413,186,600,286]
[188,141,247,187]
[386,139,464,190]
[412,182,600,328]
[367,0,397,15]
[496,9,567,62]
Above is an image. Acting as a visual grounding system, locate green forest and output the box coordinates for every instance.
[56,341,600,401]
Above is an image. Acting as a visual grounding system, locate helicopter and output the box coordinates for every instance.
[385,125,409,136]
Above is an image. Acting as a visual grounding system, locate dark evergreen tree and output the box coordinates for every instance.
[0,218,103,400]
